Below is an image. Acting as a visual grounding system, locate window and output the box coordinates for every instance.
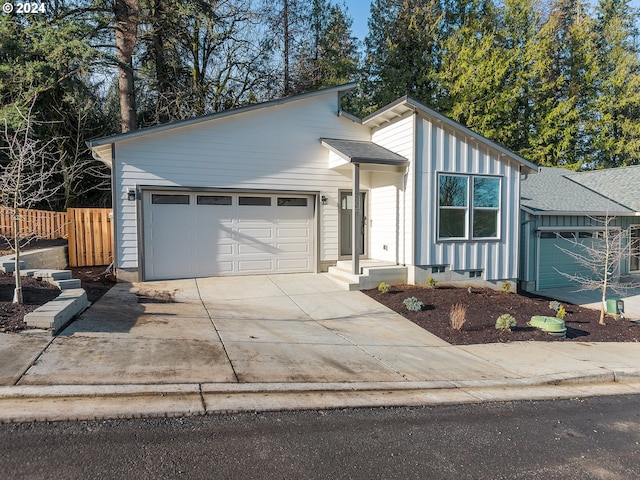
[438,175,468,238]
[152,194,189,205]
[197,195,232,205]
[469,270,482,278]
[239,196,271,206]
[277,197,307,207]
[472,177,500,238]
[431,266,446,274]
[438,174,501,240]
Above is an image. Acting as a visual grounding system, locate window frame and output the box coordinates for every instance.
[437,173,502,241]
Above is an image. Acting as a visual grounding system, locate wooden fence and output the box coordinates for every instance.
[0,207,68,239]
[0,206,113,267]
[67,208,113,267]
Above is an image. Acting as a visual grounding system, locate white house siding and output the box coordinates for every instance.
[414,116,521,282]
[112,93,370,273]
[370,115,414,266]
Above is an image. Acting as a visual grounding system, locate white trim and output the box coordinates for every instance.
[535,226,620,232]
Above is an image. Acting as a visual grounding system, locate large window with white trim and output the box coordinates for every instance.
[438,174,501,240]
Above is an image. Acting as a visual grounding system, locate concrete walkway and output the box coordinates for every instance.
[1,273,639,423]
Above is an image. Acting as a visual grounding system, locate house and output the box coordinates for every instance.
[520,166,640,292]
[88,83,538,289]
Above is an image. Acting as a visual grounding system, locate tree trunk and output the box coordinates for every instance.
[114,0,139,133]
[283,0,290,96]
[12,206,23,304]
[150,0,170,123]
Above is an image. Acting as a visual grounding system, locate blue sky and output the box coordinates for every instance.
[345,0,372,42]
[345,0,640,43]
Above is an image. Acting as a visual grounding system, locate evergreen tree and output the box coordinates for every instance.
[592,0,640,167]
[363,0,445,113]
[294,1,360,92]
[524,0,598,168]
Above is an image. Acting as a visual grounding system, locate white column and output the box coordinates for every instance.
[352,162,360,275]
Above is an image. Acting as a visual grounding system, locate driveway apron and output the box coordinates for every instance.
[16,273,517,386]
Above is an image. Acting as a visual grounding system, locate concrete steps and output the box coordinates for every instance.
[1,255,89,334]
[327,260,408,290]
[24,288,90,334]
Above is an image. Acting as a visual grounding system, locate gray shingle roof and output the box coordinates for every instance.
[566,165,640,212]
[521,167,636,215]
[321,138,409,166]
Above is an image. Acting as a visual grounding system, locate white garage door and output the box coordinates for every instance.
[143,191,315,280]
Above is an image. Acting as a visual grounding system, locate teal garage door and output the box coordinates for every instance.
[537,231,600,289]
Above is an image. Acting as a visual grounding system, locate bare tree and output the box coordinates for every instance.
[555,214,639,325]
[0,102,62,303]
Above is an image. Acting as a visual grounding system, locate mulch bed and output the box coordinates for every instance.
[0,274,61,332]
[365,284,640,345]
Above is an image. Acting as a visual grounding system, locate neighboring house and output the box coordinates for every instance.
[88,83,538,288]
[520,166,640,292]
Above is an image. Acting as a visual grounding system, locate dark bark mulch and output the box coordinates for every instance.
[0,274,60,332]
[365,285,640,345]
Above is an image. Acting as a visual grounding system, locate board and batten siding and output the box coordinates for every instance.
[370,115,414,266]
[415,115,521,281]
[112,93,371,271]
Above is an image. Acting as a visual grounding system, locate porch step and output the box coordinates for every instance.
[325,268,361,291]
[327,262,408,291]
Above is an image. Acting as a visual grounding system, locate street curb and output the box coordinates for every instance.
[2,373,640,424]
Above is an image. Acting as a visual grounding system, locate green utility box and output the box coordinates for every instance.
[606,298,625,315]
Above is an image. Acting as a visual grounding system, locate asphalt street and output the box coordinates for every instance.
[2,394,639,479]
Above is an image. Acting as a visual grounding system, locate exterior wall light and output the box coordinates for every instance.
[127,188,136,201]
[321,195,328,205]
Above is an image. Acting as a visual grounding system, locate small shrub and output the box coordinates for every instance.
[556,304,567,320]
[549,301,567,319]
[549,300,561,312]
[378,282,391,293]
[495,314,517,332]
[426,277,437,289]
[501,281,512,293]
[403,297,424,312]
[449,303,467,331]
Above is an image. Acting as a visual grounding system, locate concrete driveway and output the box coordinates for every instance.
[5,274,519,386]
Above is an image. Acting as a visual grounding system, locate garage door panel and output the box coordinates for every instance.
[237,227,274,240]
[143,191,314,280]
[238,259,273,272]
[538,235,598,289]
[277,243,310,253]
[277,258,311,270]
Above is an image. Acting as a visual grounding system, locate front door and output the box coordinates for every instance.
[340,191,365,257]
[631,227,640,272]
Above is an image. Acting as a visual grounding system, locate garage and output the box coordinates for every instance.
[142,191,315,280]
[537,231,601,289]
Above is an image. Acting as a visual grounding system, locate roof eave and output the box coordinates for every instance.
[364,97,539,174]
[521,206,635,216]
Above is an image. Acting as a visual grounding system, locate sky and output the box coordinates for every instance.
[344,0,640,43]
[345,0,372,42]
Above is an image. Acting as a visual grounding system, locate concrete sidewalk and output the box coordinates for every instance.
[1,274,639,423]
